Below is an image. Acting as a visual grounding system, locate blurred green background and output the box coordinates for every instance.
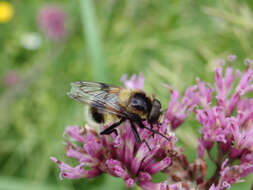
[0,0,252,189]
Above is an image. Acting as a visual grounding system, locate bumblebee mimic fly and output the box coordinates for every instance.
[67,81,169,148]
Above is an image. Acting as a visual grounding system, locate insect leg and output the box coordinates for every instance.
[150,123,155,137]
[131,114,171,142]
[143,125,170,142]
[100,118,126,135]
[130,121,151,151]
[129,121,141,143]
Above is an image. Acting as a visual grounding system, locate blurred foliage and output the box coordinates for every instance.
[0,0,253,189]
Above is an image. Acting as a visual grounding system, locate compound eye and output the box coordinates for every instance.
[148,99,161,123]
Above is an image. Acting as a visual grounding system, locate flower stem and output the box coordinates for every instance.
[205,143,224,189]
[79,0,109,81]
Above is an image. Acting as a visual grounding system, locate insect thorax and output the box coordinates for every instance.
[118,89,152,119]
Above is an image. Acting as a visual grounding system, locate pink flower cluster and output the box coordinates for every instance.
[51,56,253,190]
[38,5,67,41]
[195,56,253,189]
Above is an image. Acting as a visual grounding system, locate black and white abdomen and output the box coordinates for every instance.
[84,105,120,130]
[90,107,105,123]
[83,106,103,132]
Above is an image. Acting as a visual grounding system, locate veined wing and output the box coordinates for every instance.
[67,81,125,117]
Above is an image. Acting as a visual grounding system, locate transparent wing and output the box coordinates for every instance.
[67,81,126,117]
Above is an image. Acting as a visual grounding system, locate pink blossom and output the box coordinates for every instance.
[162,86,197,130]
[195,57,253,156]
[3,71,19,87]
[209,184,220,190]
[216,159,253,189]
[230,118,253,158]
[50,157,101,179]
[195,78,213,108]
[214,57,253,116]
[121,73,144,90]
[196,106,231,144]
[194,57,253,189]
[52,123,173,188]
[38,5,67,41]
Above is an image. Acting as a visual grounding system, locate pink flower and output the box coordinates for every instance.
[197,139,213,158]
[195,57,253,154]
[162,86,197,130]
[121,73,144,90]
[214,56,253,116]
[50,157,101,180]
[229,117,253,158]
[215,159,253,189]
[194,56,253,188]
[209,184,220,190]
[195,78,213,108]
[237,98,253,127]
[52,123,173,188]
[3,71,19,87]
[195,106,231,146]
[38,5,67,41]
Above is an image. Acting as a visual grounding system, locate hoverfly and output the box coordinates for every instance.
[67,82,169,148]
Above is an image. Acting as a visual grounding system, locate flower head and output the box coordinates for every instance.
[193,57,253,189]
[38,5,67,41]
[20,32,42,50]
[0,1,13,23]
[162,85,197,130]
[121,73,144,90]
[3,71,19,87]
[52,123,173,188]
[210,159,253,190]
[195,57,253,159]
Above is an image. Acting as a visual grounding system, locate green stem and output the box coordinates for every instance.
[205,142,224,189]
[80,0,109,81]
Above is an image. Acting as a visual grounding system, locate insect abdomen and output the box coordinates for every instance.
[90,107,104,123]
